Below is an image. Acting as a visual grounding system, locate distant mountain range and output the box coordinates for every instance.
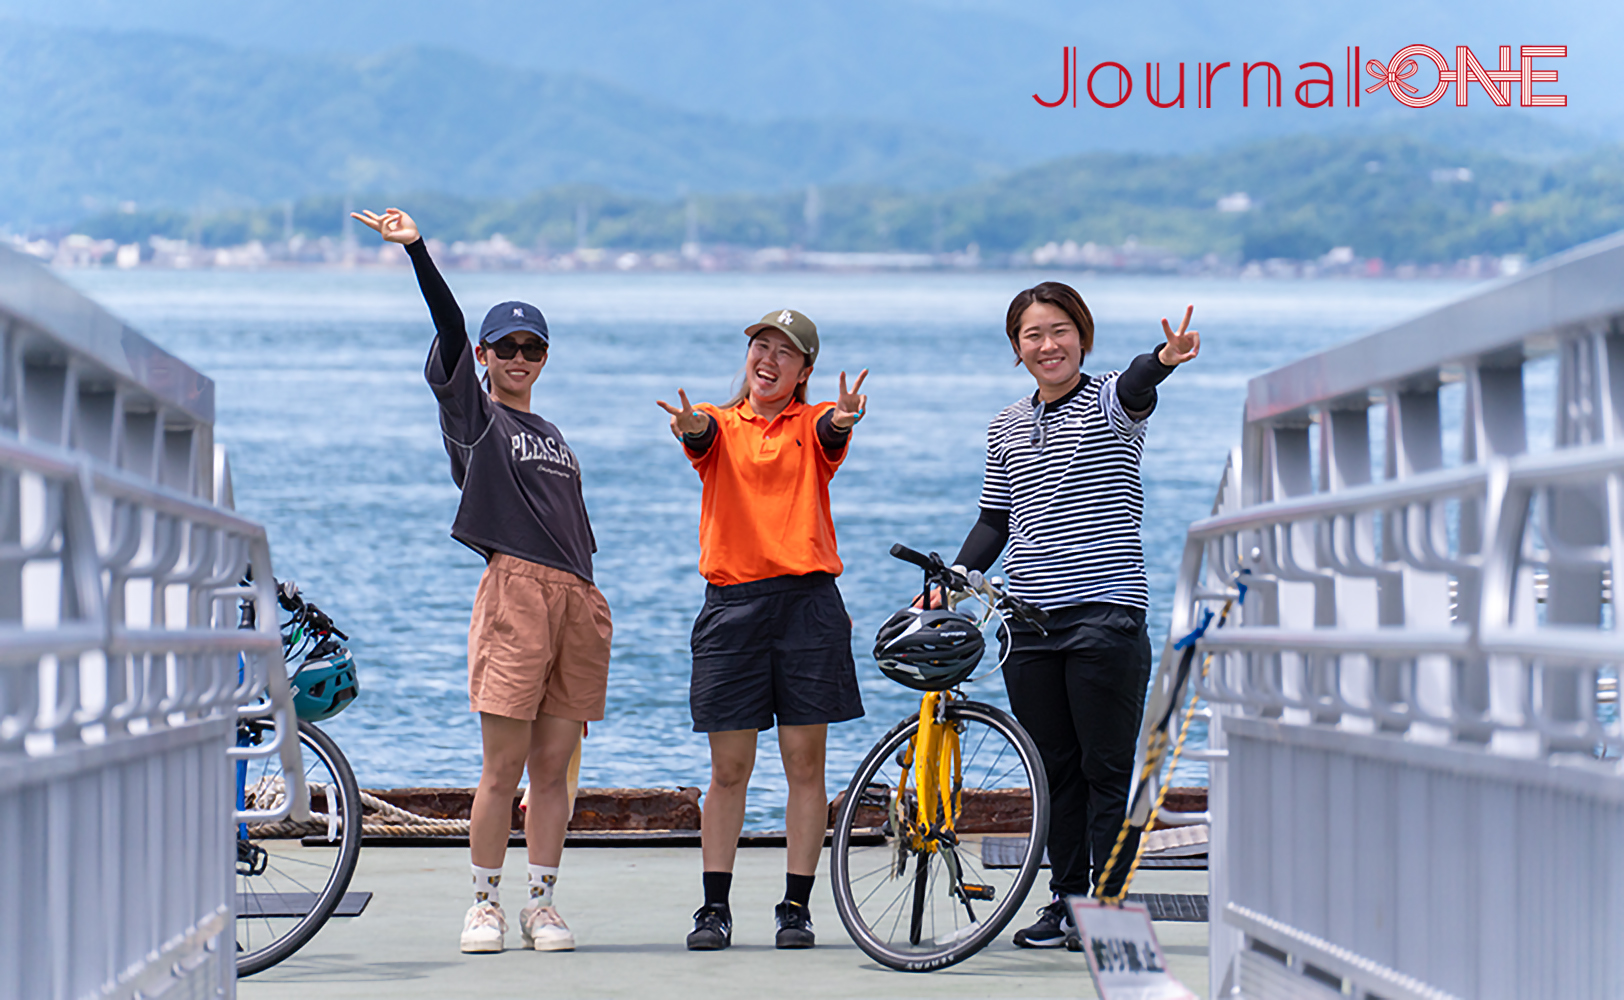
[0,20,1005,225]
[76,133,1624,265]
[3,0,1617,156]
[2,11,1616,230]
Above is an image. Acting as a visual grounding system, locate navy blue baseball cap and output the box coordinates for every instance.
[479,301,549,346]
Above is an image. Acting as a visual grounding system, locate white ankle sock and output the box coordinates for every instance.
[472,864,503,907]
[528,864,559,905]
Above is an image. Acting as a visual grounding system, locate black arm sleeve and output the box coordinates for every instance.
[681,414,719,457]
[815,410,852,458]
[1115,342,1179,415]
[953,506,1011,573]
[405,239,470,378]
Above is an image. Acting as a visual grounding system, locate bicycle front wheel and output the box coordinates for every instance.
[830,700,1049,972]
[236,720,363,976]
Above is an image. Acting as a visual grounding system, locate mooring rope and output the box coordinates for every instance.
[243,778,471,839]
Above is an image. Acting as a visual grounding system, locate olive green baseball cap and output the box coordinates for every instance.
[745,308,819,365]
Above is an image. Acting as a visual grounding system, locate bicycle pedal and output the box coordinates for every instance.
[959,883,995,901]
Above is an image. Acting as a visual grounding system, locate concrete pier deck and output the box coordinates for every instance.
[238,845,1209,999]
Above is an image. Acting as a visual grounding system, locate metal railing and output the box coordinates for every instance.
[1148,231,1624,999]
[0,245,298,1000]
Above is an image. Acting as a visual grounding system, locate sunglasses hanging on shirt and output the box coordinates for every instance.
[486,336,547,362]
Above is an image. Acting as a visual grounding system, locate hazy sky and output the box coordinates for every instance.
[0,0,1612,222]
[3,0,1613,152]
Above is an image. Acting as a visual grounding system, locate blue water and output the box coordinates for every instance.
[63,266,1473,827]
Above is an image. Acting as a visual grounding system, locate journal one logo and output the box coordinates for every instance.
[1034,45,1568,110]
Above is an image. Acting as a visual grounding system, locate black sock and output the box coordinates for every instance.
[784,873,814,908]
[703,871,732,909]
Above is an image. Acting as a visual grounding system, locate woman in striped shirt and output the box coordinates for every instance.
[950,281,1199,948]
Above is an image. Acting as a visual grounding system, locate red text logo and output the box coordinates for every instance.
[1034,45,1567,109]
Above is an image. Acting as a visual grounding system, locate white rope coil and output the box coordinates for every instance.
[243,778,472,839]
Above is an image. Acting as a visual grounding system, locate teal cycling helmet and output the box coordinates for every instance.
[291,645,360,722]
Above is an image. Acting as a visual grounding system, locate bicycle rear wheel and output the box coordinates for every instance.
[235,720,363,976]
[830,700,1048,971]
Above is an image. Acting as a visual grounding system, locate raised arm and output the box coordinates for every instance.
[1116,304,1200,419]
[351,208,468,379]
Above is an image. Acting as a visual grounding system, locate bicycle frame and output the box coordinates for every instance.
[888,557,1030,855]
[888,577,1021,897]
[894,689,963,851]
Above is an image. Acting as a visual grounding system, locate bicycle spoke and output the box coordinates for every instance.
[985,758,1027,789]
[883,879,911,941]
[960,724,997,772]
[848,862,899,888]
[258,857,336,894]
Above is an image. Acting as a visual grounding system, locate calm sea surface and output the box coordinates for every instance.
[62,266,1475,827]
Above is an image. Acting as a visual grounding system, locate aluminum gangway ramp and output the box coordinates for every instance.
[0,245,297,1000]
[1143,230,1624,999]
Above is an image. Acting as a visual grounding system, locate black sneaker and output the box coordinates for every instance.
[1012,898,1074,948]
[687,903,732,950]
[774,901,815,949]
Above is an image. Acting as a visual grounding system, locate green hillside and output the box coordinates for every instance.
[7,0,1623,160]
[0,20,1003,225]
[75,134,1624,264]
[939,134,1624,262]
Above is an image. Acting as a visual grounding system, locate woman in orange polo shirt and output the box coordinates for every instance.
[657,309,868,952]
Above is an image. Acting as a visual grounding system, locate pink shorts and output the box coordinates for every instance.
[467,554,612,721]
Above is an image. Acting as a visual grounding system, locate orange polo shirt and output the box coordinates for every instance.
[688,399,848,586]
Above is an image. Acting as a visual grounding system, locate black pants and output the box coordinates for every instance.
[1002,602,1152,897]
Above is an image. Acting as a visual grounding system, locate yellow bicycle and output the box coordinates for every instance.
[830,545,1051,971]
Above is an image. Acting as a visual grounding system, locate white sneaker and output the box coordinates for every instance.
[520,902,576,951]
[461,901,507,953]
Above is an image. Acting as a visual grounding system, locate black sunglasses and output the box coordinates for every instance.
[486,336,546,362]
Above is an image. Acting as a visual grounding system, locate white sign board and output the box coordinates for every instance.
[1067,897,1195,1000]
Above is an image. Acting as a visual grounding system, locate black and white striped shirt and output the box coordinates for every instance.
[978,372,1149,610]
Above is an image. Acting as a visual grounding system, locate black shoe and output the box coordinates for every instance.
[687,903,732,950]
[774,901,815,949]
[1013,898,1074,948]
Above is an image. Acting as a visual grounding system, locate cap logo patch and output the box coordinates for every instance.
[778,310,794,325]
[513,307,524,318]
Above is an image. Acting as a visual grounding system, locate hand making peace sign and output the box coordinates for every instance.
[1157,305,1201,366]
[656,389,711,438]
[350,207,420,245]
[830,369,869,430]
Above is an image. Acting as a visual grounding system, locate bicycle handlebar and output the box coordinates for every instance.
[889,543,934,569]
[888,543,1049,628]
[302,604,349,641]
[985,582,1050,627]
[276,580,350,642]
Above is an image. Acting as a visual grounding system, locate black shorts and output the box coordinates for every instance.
[689,572,865,733]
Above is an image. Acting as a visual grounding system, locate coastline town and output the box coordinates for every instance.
[15,228,1528,280]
